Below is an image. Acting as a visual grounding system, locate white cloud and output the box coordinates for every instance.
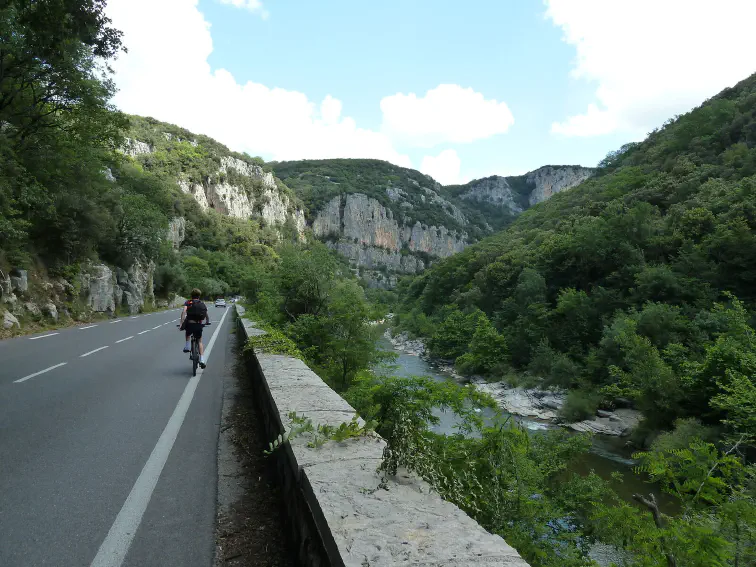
[546,0,756,137]
[420,149,462,185]
[380,84,514,147]
[218,0,268,19]
[106,0,410,167]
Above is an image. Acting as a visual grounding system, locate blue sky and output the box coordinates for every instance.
[106,0,756,184]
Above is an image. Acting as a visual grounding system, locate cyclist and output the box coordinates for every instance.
[180,288,210,368]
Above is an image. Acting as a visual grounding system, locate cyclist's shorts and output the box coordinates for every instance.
[185,321,204,339]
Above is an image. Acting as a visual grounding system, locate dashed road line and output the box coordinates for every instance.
[89,307,229,567]
[29,333,59,340]
[110,320,122,324]
[14,362,67,383]
[81,346,109,358]
[138,330,150,335]
[79,325,98,330]
[115,336,133,344]
[151,325,161,330]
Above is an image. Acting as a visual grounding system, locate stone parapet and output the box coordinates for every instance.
[235,305,530,567]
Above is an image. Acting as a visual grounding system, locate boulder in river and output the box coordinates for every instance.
[569,409,642,437]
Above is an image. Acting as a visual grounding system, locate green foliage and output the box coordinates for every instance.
[244,327,303,359]
[427,308,485,359]
[263,412,377,455]
[455,314,508,375]
[271,158,484,240]
[396,73,756,443]
[346,371,611,567]
[558,390,600,422]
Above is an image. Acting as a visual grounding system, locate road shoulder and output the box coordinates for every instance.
[214,323,293,567]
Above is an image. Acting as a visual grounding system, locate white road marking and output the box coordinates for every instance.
[14,362,67,383]
[89,307,229,567]
[79,325,98,330]
[115,336,133,344]
[29,333,59,340]
[131,316,139,319]
[138,330,150,335]
[81,346,109,358]
[110,320,122,324]
[151,325,161,330]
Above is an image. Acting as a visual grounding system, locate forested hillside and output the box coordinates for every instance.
[0,3,298,333]
[398,72,756,436]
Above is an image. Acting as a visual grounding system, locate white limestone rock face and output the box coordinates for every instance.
[173,155,306,232]
[24,301,41,317]
[3,309,20,330]
[121,138,153,157]
[206,181,254,218]
[10,269,28,293]
[179,180,210,211]
[79,264,116,313]
[527,165,594,206]
[43,301,58,321]
[115,260,156,314]
[313,193,466,282]
[167,217,186,249]
[460,176,523,214]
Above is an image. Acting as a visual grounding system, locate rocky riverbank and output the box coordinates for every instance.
[382,328,642,437]
[469,379,642,437]
[383,328,426,356]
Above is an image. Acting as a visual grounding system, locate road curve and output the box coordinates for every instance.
[0,306,233,567]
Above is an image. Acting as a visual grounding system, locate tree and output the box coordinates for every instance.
[455,314,508,375]
[276,242,338,320]
[0,0,124,147]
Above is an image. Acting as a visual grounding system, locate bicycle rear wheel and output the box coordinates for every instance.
[191,339,198,377]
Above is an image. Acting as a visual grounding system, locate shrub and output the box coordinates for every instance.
[559,390,600,422]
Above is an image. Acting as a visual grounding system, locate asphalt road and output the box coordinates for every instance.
[0,305,234,567]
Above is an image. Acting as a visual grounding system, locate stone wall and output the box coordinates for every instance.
[236,305,530,567]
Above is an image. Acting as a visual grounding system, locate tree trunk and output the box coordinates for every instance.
[633,493,676,567]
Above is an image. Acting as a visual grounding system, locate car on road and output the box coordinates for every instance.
[215,298,226,308]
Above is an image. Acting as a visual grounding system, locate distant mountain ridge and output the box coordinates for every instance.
[271,160,594,286]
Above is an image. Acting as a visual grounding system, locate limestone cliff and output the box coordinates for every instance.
[125,123,306,236]
[276,160,594,287]
[313,193,466,287]
[458,176,523,214]
[526,165,595,206]
[454,165,595,215]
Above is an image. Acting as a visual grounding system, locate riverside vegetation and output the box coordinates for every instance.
[3,2,755,566]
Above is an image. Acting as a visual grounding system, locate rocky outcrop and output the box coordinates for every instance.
[527,165,594,206]
[80,264,117,313]
[313,193,467,280]
[3,309,20,330]
[384,329,426,356]
[458,165,595,212]
[78,261,156,315]
[121,138,153,157]
[471,382,565,421]
[469,379,643,437]
[569,409,643,436]
[460,177,523,214]
[115,261,155,315]
[10,269,28,293]
[175,155,305,233]
[167,217,186,249]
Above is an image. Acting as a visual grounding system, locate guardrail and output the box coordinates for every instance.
[235,304,530,567]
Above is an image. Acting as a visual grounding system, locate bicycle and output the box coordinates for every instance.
[178,322,211,376]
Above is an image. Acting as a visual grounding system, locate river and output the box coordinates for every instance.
[378,337,672,510]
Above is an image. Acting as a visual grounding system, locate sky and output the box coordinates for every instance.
[105,0,756,185]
